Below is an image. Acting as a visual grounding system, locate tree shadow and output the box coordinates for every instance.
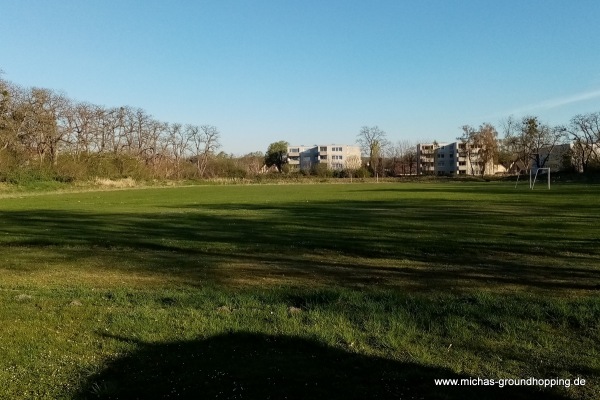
[0,194,599,293]
[74,332,568,400]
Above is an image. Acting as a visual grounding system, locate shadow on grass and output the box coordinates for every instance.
[0,195,599,292]
[75,332,568,400]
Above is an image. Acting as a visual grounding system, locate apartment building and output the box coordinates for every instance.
[533,143,582,172]
[287,144,362,171]
[418,141,503,176]
[417,142,447,175]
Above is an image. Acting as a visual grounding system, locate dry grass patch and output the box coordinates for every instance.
[93,177,138,188]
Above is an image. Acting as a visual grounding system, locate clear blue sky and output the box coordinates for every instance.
[2,0,600,154]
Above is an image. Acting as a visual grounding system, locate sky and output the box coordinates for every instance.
[2,0,600,154]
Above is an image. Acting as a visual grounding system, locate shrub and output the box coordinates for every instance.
[354,167,371,178]
[310,164,333,178]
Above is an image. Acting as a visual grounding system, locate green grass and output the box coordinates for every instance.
[0,181,599,399]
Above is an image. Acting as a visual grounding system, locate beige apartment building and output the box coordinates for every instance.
[287,144,362,171]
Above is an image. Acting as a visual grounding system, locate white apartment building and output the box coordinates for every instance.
[287,144,361,171]
[418,141,504,176]
[417,142,447,175]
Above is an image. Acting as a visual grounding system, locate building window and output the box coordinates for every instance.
[320,155,327,160]
[289,148,299,153]
[320,147,327,152]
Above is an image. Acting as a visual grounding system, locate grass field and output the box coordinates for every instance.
[0,181,599,399]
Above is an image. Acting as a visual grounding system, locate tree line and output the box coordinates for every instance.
[0,75,267,182]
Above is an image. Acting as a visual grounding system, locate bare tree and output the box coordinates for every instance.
[568,112,600,172]
[356,126,389,175]
[16,87,71,166]
[166,123,189,179]
[189,124,221,178]
[344,154,362,182]
[0,78,20,155]
[237,151,264,176]
[391,140,418,176]
[143,119,168,171]
[132,108,152,159]
[504,116,564,171]
[63,101,99,159]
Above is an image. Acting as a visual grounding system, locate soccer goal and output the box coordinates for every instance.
[531,167,551,190]
[514,168,551,189]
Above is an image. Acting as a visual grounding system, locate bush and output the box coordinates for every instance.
[84,154,154,180]
[310,164,334,178]
[354,167,372,178]
[0,166,53,184]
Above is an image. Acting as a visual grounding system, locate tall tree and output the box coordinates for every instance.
[458,123,498,176]
[18,87,70,166]
[458,125,479,175]
[166,123,189,179]
[356,126,389,175]
[404,146,417,175]
[63,102,97,159]
[568,112,600,172]
[0,77,14,153]
[189,124,221,177]
[504,116,563,171]
[264,141,289,172]
[391,140,417,175]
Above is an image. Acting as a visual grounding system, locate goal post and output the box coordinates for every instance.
[531,167,550,190]
[514,169,534,189]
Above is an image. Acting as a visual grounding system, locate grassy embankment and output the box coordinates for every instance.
[0,181,598,399]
